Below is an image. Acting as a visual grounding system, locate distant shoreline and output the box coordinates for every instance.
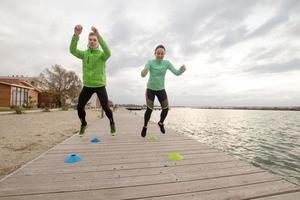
[189,106,300,111]
[119,105,300,111]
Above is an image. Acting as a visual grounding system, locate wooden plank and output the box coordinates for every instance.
[0,166,264,196]
[251,191,300,200]
[3,161,250,183]
[133,181,300,200]
[0,173,284,199]
[9,160,245,177]
[37,148,220,160]
[26,152,226,168]
[16,156,237,176]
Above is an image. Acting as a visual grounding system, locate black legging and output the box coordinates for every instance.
[77,86,114,126]
[144,89,169,127]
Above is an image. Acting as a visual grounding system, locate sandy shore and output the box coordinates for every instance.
[0,109,103,177]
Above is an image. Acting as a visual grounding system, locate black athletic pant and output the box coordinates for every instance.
[77,86,114,126]
[144,89,169,127]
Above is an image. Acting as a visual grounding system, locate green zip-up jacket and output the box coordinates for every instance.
[144,59,184,91]
[70,34,111,87]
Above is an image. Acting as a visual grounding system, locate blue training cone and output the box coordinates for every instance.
[64,154,82,163]
[91,138,101,143]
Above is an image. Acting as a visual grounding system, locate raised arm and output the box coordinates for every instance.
[167,61,186,76]
[141,68,149,77]
[69,25,84,59]
[92,26,111,61]
[141,61,151,77]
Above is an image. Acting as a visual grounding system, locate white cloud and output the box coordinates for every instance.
[0,0,299,106]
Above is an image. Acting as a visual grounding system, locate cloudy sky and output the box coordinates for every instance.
[0,0,299,106]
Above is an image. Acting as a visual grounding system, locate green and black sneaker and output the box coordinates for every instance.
[110,122,116,136]
[79,124,87,137]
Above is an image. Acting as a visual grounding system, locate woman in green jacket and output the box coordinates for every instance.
[70,25,116,136]
[140,45,186,137]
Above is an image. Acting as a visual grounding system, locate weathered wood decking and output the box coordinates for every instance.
[0,108,299,199]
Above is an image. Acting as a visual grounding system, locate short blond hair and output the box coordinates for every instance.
[89,32,98,37]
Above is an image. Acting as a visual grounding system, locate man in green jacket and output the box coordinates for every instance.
[70,24,116,136]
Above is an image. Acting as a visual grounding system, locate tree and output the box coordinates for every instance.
[39,65,82,107]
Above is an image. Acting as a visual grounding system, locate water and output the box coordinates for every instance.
[134,108,300,185]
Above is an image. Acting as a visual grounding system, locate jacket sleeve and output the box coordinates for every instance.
[167,60,184,76]
[70,35,84,59]
[141,61,151,77]
[98,35,111,61]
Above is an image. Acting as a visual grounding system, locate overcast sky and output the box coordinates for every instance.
[0,0,299,106]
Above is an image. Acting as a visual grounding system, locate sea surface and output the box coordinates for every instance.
[134,108,300,185]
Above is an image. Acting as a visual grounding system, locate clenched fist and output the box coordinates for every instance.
[180,65,186,72]
[74,25,83,36]
[91,26,100,37]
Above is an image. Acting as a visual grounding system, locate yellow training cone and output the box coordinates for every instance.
[148,135,157,141]
[168,152,184,161]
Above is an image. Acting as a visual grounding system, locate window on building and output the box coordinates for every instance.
[24,90,28,104]
[20,88,24,106]
[11,87,16,106]
[16,88,21,106]
[10,87,29,107]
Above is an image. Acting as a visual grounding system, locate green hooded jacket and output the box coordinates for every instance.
[70,34,111,87]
